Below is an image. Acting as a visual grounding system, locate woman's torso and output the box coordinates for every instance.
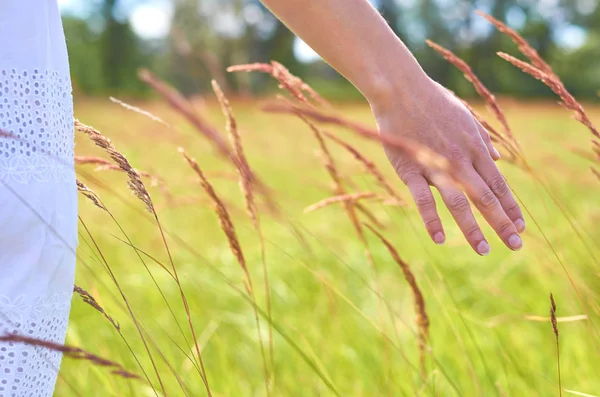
[0,0,74,183]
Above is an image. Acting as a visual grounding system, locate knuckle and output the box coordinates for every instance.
[478,190,499,209]
[498,221,514,235]
[505,204,521,217]
[395,162,420,184]
[448,145,468,165]
[481,130,492,143]
[473,141,490,156]
[489,175,509,197]
[466,225,481,239]
[448,195,470,212]
[414,190,435,209]
[424,218,440,228]
[400,171,421,186]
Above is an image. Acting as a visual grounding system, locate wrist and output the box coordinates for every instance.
[364,66,432,111]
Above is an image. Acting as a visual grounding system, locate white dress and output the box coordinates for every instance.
[0,1,77,396]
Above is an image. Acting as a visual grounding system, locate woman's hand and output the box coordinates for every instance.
[370,77,525,255]
[258,0,524,255]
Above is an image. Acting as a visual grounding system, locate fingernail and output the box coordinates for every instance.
[507,234,523,250]
[492,147,501,160]
[433,232,445,245]
[477,240,490,256]
[514,218,526,233]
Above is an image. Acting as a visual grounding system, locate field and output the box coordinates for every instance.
[55,86,600,397]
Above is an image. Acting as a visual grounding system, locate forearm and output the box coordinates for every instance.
[259,0,428,103]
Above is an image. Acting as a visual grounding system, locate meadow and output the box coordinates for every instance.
[56,23,600,397]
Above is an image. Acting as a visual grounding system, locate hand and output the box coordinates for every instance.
[370,77,525,255]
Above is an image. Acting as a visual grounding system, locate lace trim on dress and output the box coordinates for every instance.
[0,293,72,397]
[0,69,74,184]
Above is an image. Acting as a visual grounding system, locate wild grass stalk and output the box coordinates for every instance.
[550,294,562,397]
[76,179,106,211]
[76,120,212,395]
[303,191,378,213]
[179,148,270,396]
[320,131,406,205]
[496,53,599,141]
[74,284,120,331]
[425,40,514,142]
[75,120,154,214]
[211,79,275,389]
[477,11,554,75]
[364,224,430,377]
[75,155,165,189]
[0,334,141,380]
[140,69,278,213]
[476,10,599,177]
[138,69,231,158]
[227,61,329,108]
[262,102,458,189]
[109,96,171,127]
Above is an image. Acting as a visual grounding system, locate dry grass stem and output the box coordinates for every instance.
[354,203,386,229]
[179,148,250,286]
[426,40,513,140]
[477,11,554,75]
[550,293,562,397]
[75,120,154,213]
[304,192,378,213]
[481,11,599,178]
[75,156,165,188]
[450,93,522,164]
[211,79,274,386]
[140,69,277,213]
[364,224,429,376]
[76,179,106,211]
[524,314,587,322]
[263,102,458,189]
[228,61,329,108]
[109,96,170,127]
[138,69,231,157]
[74,285,120,331]
[497,53,600,141]
[211,80,256,225]
[0,129,15,139]
[291,105,367,240]
[321,131,406,204]
[0,334,140,380]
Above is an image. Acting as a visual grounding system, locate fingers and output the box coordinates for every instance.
[475,121,501,161]
[474,156,525,233]
[435,184,489,255]
[404,173,445,245]
[459,168,523,251]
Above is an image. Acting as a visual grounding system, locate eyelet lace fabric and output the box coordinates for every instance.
[0,294,71,397]
[0,69,74,183]
[0,69,76,396]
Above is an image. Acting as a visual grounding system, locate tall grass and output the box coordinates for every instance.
[29,10,600,396]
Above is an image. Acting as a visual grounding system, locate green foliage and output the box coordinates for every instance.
[63,16,155,96]
[62,0,600,100]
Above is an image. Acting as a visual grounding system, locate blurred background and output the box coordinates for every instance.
[60,0,600,101]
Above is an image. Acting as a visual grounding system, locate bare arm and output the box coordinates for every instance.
[261,0,525,255]
[260,0,424,103]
